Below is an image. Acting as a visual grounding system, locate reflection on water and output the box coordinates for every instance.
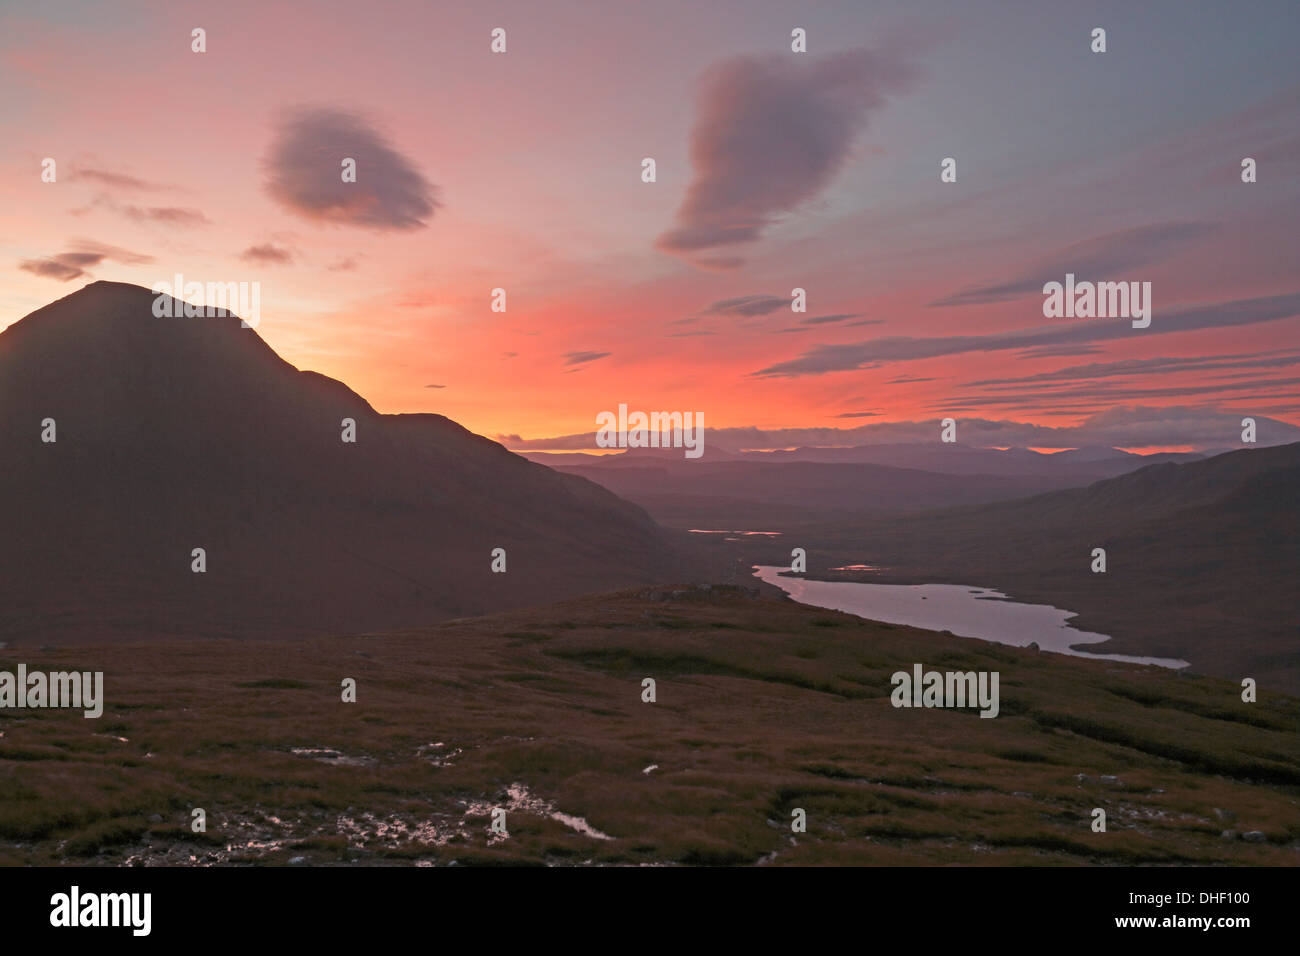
[752,565,1189,669]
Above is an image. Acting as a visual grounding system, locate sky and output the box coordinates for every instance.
[1,0,1298,452]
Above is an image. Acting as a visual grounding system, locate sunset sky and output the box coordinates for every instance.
[2,0,1298,452]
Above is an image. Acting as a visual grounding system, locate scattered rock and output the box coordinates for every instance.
[1100,775,1120,785]
[1242,830,1267,844]
[1075,773,1090,783]
[1221,830,1239,840]
[148,814,163,824]
[1214,808,1237,823]
[1026,641,1040,651]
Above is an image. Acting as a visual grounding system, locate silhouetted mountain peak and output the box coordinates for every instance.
[0,283,704,643]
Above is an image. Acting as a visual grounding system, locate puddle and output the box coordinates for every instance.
[289,747,378,768]
[416,742,463,767]
[462,783,612,842]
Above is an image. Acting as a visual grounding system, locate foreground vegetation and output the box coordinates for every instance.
[1,585,1296,865]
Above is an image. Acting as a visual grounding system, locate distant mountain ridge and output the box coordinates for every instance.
[523,442,1206,480]
[525,441,1213,530]
[0,281,705,644]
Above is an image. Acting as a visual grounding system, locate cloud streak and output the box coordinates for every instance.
[240,243,293,265]
[928,222,1218,308]
[754,292,1300,377]
[563,350,610,366]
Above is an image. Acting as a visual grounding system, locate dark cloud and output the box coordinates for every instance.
[657,48,915,267]
[754,292,1300,377]
[19,255,97,281]
[264,107,438,230]
[563,350,610,366]
[18,240,154,281]
[424,384,446,389]
[240,243,293,265]
[928,222,1218,308]
[834,411,880,419]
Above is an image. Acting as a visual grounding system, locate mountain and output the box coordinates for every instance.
[524,444,1209,529]
[0,281,706,644]
[731,442,1203,476]
[525,442,1204,477]
[535,456,1153,530]
[772,443,1300,690]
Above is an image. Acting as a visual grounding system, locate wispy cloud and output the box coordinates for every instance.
[563,350,610,366]
[18,239,154,281]
[966,350,1300,388]
[927,222,1218,307]
[240,243,293,265]
[754,292,1300,377]
[702,294,790,317]
[68,167,159,191]
[122,205,209,227]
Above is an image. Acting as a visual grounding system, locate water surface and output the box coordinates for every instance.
[752,565,1189,669]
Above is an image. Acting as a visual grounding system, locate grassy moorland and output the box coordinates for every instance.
[1,585,1296,866]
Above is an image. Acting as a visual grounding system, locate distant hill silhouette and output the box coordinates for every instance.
[526,442,1204,478]
[525,442,1213,530]
[0,281,705,644]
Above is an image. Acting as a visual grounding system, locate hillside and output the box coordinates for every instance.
[751,444,1300,690]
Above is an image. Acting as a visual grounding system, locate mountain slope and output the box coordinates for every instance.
[0,281,706,643]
